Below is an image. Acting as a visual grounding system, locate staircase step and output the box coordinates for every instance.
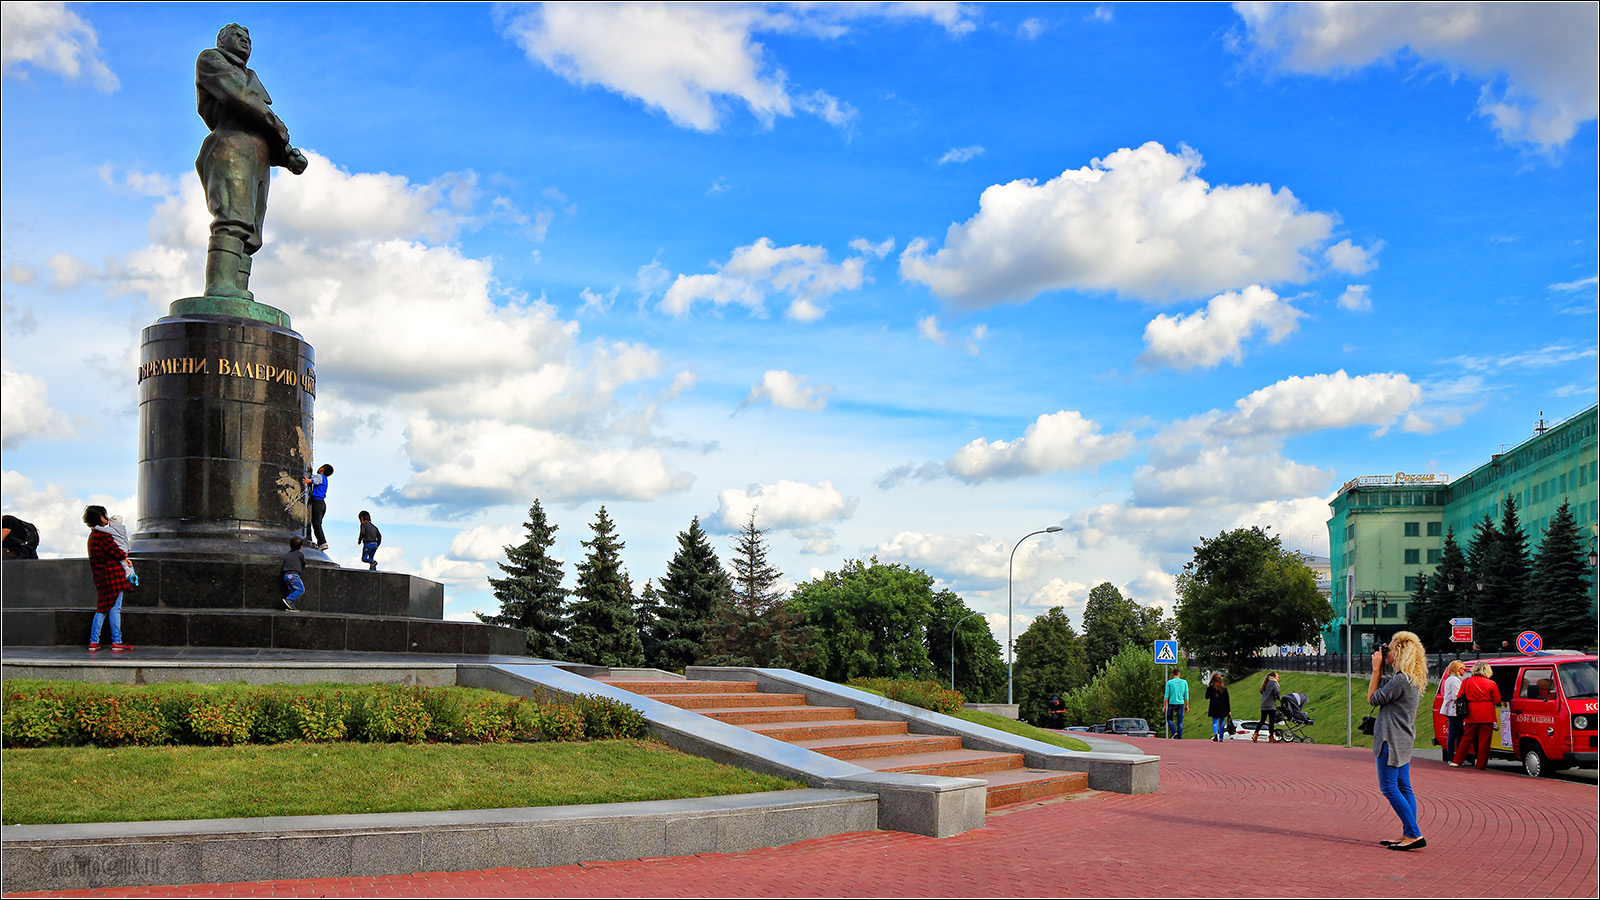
[595,678,757,695]
[850,748,1025,778]
[973,769,1091,809]
[790,733,965,760]
[745,719,909,741]
[651,692,809,710]
[703,705,860,725]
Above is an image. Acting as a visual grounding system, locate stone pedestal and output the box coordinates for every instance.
[132,298,327,564]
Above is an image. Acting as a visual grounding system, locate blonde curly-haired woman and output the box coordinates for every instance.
[1369,631,1428,851]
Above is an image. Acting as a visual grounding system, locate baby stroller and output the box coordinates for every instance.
[1277,692,1314,743]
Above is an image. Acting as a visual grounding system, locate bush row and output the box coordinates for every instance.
[847,677,965,714]
[1,681,646,749]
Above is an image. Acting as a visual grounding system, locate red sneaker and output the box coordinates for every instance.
[111,644,134,651]
[88,645,102,652]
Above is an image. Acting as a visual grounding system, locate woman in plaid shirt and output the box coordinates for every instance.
[85,505,132,651]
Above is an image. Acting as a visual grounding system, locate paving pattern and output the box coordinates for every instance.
[8,736,1595,898]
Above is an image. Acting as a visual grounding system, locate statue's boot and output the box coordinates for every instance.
[235,253,255,302]
[203,236,251,300]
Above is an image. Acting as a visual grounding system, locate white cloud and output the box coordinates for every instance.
[1018,18,1046,40]
[1203,370,1424,439]
[1,360,74,448]
[793,526,838,555]
[43,253,98,291]
[966,323,987,355]
[1550,275,1598,292]
[938,145,985,165]
[1,1,117,91]
[659,237,872,321]
[0,471,131,558]
[900,142,1337,306]
[1336,284,1372,311]
[1233,2,1600,150]
[1087,5,1114,24]
[3,263,36,285]
[1325,238,1383,275]
[448,523,527,561]
[713,480,858,531]
[1138,285,1303,370]
[1132,446,1332,507]
[497,2,974,132]
[875,530,1066,589]
[944,410,1136,482]
[417,554,494,587]
[741,369,829,412]
[1066,494,1334,568]
[1445,343,1599,373]
[917,314,948,345]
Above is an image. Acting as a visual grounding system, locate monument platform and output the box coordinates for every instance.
[2,558,525,656]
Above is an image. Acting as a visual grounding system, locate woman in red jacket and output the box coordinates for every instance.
[1450,662,1502,769]
[85,505,132,651]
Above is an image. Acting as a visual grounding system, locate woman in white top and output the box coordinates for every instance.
[1438,659,1466,763]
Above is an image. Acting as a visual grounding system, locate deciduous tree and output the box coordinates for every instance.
[927,590,1005,702]
[789,558,939,683]
[1081,582,1173,675]
[1174,526,1332,669]
[1012,607,1088,726]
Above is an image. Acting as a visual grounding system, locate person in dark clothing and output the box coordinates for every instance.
[1206,672,1232,741]
[3,514,41,559]
[84,505,132,650]
[1046,695,1066,729]
[357,510,381,571]
[281,536,307,610]
[303,464,332,549]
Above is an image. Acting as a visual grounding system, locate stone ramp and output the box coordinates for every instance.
[595,676,1090,810]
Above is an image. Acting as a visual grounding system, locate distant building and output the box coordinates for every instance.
[1325,404,1599,655]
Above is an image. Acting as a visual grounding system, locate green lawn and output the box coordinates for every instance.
[1162,670,1439,751]
[953,708,1092,752]
[1,740,802,825]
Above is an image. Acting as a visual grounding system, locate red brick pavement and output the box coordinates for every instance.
[8,737,1596,898]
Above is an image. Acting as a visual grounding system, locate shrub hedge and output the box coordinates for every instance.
[1,681,646,749]
[847,677,965,714]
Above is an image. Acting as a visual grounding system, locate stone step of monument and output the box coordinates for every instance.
[845,748,1025,778]
[645,692,809,710]
[590,677,760,695]
[699,704,858,726]
[970,769,1091,810]
[743,718,909,741]
[788,732,965,760]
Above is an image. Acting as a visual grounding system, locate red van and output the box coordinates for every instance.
[1431,652,1598,777]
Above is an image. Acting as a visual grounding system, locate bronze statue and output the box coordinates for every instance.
[195,24,308,300]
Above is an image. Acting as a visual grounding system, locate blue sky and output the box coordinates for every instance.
[3,2,1596,647]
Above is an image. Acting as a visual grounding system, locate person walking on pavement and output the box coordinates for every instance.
[1253,672,1281,742]
[1164,669,1189,739]
[1451,662,1502,770]
[1439,659,1466,763]
[1370,631,1428,851]
[1206,672,1232,742]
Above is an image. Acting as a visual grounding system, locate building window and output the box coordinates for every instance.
[1404,549,1420,565]
[1427,549,1442,564]
[1403,576,1420,592]
[1427,521,1442,537]
[1404,522,1420,536]
[1345,523,1355,541]
[1383,601,1399,618]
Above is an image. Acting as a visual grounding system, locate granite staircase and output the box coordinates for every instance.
[595,676,1089,810]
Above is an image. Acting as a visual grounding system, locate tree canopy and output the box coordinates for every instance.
[1174,526,1332,666]
[1012,606,1088,725]
[1475,494,1531,649]
[701,511,813,668]
[478,500,568,659]
[790,558,942,683]
[1081,581,1173,675]
[1530,500,1595,650]
[926,589,1005,702]
[647,516,732,671]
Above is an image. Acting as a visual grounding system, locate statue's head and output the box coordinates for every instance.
[217,23,251,63]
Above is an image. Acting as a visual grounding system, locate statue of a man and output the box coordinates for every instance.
[195,24,308,301]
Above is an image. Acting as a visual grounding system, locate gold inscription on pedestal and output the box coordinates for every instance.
[137,357,316,397]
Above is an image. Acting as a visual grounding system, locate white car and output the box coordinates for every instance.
[1225,718,1286,741]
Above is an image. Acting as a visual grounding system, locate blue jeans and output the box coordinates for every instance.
[1445,715,1463,761]
[1166,704,1184,738]
[90,592,123,645]
[361,542,379,567]
[1212,716,1226,738]
[1376,743,1421,838]
[283,573,305,605]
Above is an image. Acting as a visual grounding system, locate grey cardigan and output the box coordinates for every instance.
[1371,672,1421,767]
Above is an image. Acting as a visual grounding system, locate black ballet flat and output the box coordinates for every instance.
[1389,838,1427,851]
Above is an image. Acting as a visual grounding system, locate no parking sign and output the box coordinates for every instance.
[1516,631,1542,654]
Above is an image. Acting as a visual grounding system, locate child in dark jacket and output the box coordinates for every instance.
[358,510,382,571]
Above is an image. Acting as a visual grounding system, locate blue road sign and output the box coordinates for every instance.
[1153,640,1178,665]
[1517,631,1542,654]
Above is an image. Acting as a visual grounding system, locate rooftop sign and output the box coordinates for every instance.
[1337,471,1450,494]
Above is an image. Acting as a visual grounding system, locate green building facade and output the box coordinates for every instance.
[1325,404,1598,655]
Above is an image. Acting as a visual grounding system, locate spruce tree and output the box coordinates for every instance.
[565,506,645,667]
[651,516,732,671]
[1406,569,1441,649]
[636,580,665,669]
[1426,527,1472,651]
[1530,501,1596,650]
[1480,495,1532,649]
[478,500,568,659]
[702,510,813,668]
[1465,514,1499,648]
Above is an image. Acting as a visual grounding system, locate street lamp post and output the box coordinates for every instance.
[950,610,983,690]
[1008,526,1062,706]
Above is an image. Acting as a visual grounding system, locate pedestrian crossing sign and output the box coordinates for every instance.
[1154,640,1178,665]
